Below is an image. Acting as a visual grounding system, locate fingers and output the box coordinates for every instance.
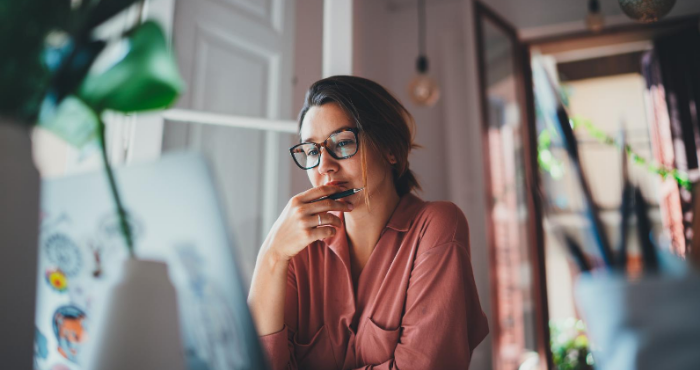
[301,199,353,215]
[295,184,347,203]
[309,225,336,241]
[308,213,342,229]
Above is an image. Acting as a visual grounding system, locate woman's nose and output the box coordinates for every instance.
[317,147,339,175]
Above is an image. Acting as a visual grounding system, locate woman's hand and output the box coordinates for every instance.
[249,185,351,336]
[263,184,354,261]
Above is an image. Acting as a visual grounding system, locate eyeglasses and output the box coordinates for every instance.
[289,128,359,170]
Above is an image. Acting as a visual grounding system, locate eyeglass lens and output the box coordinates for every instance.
[292,130,358,169]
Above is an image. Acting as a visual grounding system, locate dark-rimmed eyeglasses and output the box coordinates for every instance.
[289,128,359,170]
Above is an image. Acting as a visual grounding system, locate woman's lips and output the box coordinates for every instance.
[325,181,347,187]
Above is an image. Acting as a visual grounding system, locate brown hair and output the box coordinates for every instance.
[298,76,422,207]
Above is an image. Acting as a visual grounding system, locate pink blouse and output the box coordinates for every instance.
[259,193,489,370]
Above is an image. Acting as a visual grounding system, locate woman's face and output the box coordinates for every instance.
[300,103,396,207]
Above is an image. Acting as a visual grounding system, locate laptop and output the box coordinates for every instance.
[34,152,268,370]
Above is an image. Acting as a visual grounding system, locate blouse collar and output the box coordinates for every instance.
[384,192,424,232]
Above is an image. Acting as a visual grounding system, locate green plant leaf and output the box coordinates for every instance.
[78,21,184,113]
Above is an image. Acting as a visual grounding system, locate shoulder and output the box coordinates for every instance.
[412,201,470,254]
[418,200,466,220]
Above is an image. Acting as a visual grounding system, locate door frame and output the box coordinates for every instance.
[525,13,700,52]
[473,1,551,369]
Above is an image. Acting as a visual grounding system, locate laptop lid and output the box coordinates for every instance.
[35,152,268,370]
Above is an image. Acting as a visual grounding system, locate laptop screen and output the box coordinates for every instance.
[35,152,268,370]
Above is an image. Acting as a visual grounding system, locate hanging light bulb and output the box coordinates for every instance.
[408,0,440,107]
[408,56,440,107]
[618,0,676,23]
[586,0,605,32]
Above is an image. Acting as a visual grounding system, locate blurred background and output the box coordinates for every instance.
[29,0,700,369]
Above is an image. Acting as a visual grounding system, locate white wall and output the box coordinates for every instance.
[289,0,325,195]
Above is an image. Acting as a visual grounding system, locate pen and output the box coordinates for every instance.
[617,125,631,271]
[555,105,615,268]
[634,187,658,273]
[563,233,591,273]
[312,188,364,202]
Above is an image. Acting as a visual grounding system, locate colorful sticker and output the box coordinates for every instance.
[44,233,82,277]
[53,305,88,363]
[45,268,69,292]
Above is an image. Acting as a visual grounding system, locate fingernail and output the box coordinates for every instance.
[348,204,354,210]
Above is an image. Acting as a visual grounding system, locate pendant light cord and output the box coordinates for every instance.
[416,0,428,73]
[417,0,426,57]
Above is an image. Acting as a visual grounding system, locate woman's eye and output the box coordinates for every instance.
[306,149,319,156]
[337,140,353,147]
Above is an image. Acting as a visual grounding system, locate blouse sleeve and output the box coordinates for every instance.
[351,211,489,369]
[258,259,299,370]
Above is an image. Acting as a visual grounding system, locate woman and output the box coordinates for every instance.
[248,76,488,370]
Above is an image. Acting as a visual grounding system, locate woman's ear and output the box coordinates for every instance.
[387,153,397,165]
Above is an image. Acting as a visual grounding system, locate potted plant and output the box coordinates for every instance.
[550,319,594,370]
[0,1,184,368]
